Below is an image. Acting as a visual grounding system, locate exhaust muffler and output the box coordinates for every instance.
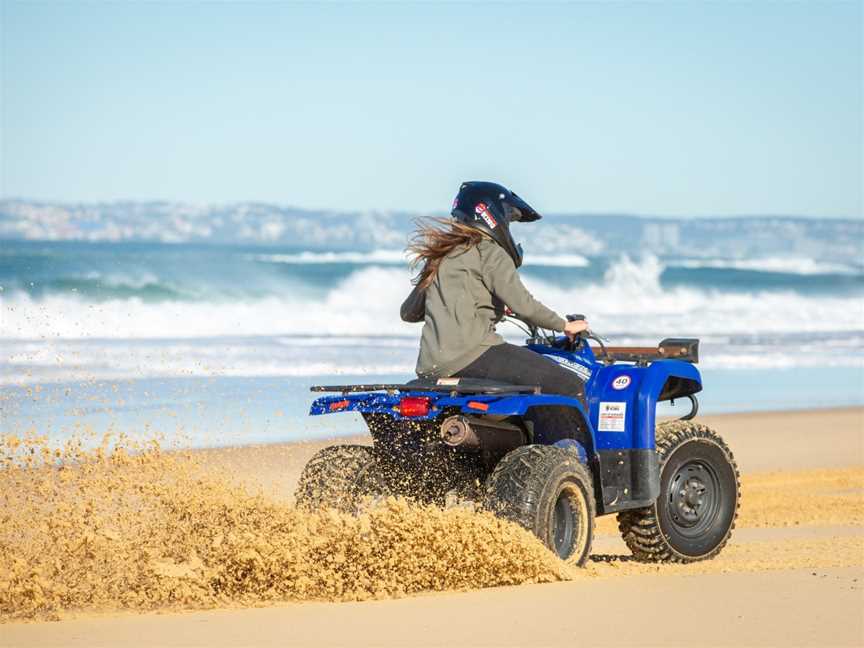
[440,415,526,453]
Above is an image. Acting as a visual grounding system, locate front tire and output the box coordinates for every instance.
[484,445,595,565]
[618,421,740,563]
[294,444,389,513]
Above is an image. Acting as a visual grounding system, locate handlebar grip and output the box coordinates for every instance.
[565,314,586,351]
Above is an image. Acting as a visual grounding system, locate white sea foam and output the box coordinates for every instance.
[522,253,591,268]
[0,336,417,385]
[670,257,861,276]
[81,270,165,288]
[250,250,410,265]
[250,250,592,268]
[2,332,862,386]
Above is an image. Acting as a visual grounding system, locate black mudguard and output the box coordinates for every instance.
[595,449,660,514]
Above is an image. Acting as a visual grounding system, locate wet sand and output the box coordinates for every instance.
[3,407,863,647]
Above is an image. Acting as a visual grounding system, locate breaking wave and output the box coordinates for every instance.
[249,250,593,268]
[3,256,861,341]
[2,253,861,384]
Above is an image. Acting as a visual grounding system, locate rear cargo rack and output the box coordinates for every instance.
[310,383,542,395]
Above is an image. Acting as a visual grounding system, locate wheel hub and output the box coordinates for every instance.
[667,461,719,532]
[678,477,706,519]
[553,493,576,558]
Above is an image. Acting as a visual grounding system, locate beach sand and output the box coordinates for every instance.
[2,407,863,647]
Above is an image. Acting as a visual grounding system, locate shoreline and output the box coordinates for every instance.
[5,371,862,451]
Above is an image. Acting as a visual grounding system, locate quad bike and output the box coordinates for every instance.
[295,315,740,566]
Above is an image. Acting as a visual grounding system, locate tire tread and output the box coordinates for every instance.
[294,444,379,512]
[485,445,596,564]
[617,421,741,563]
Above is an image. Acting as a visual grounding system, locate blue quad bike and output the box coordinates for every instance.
[296,316,740,566]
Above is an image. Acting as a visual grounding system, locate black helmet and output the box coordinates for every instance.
[450,181,541,267]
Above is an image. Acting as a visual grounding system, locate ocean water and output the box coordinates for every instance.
[1,240,862,447]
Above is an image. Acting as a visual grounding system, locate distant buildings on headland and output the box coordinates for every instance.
[0,199,860,263]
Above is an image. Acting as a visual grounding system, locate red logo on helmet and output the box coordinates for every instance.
[475,202,497,228]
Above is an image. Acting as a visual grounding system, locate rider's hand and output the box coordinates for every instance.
[564,319,589,340]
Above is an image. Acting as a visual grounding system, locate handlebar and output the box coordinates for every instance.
[504,311,609,360]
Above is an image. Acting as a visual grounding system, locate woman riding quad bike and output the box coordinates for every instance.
[296,182,739,566]
[400,181,591,446]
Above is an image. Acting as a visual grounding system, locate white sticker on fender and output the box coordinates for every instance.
[612,375,631,390]
[598,402,627,432]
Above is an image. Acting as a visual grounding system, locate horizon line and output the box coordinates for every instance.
[1,197,860,222]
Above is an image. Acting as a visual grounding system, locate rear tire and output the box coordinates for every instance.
[294,444,389,513]
[617,421,740,563]
[484,445,595,565]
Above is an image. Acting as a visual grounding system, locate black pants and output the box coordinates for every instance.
[454,343,588,446]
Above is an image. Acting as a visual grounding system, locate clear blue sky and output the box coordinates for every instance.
[1,1,861,217]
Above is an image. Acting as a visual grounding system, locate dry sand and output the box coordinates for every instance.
[2,407,863,647]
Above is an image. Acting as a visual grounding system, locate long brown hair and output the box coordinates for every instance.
[407,218,490,289]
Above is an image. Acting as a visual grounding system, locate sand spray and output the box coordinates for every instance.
[0,433,574,621]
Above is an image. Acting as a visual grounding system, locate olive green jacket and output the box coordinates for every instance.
[401,238,566,378]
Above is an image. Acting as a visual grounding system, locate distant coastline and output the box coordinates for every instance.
[1,199,861,263]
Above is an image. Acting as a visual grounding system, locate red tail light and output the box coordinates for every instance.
[399,396,430,417]
[329,399,350,411]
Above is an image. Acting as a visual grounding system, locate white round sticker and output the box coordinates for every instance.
[612,375,631,390]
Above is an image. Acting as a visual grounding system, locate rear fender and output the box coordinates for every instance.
[637,361,702,448]
[517,398,596,453]
[589,360,701,450]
